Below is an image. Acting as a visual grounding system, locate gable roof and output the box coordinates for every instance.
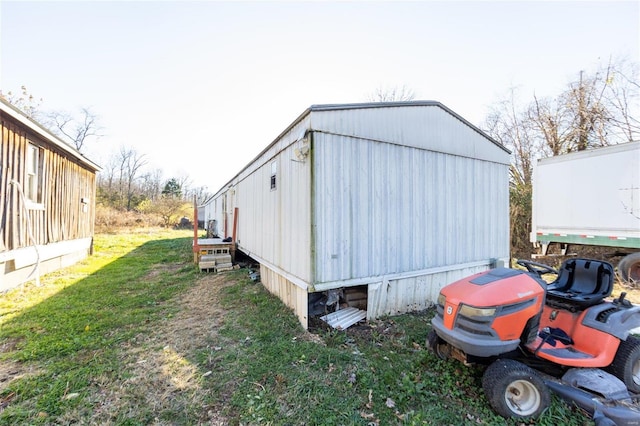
[307,101,509,154]
[207,101,511,202]
[305,101,511,165]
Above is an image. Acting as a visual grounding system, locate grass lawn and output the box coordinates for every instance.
[0,229,593,425]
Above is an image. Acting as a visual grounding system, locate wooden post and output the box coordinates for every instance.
[223,195,228,238]
[193,195,200,263]
[232,207,239,242]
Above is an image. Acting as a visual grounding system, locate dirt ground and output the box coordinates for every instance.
[87,270,234,425]
[0,267,240,424]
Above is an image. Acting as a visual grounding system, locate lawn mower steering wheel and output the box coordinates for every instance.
[516,259,558,278]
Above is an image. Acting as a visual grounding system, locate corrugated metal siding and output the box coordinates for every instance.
[200,197,222,237]
[260,264,308,325]
[313,131,509,285]
[201,119,313,284]
[199,102,510,326]
[233,145,312,282]
[367,264,490,319]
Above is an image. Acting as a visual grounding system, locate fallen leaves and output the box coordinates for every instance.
[360,389,408,424]
[347,372,357,384]
[385,397,395,408]
[359,410,376,421]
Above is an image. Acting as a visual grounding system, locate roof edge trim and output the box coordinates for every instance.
[211,100,510,196]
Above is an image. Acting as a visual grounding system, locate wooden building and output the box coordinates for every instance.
[0,98,100,292]
[200,101,511,328]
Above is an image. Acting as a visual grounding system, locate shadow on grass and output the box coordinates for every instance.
[0,230,594,426]
[0,232,199,424]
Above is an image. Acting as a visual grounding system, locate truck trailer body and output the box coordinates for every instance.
[531,141,640,280]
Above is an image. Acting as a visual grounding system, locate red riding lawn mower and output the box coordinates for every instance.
[428,258,640,425]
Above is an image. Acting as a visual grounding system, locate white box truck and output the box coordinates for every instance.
[530,141,640,282]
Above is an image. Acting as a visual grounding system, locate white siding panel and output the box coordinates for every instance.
[367,264,490,318]
[260,264,308,327]
[313,132,509,286]
[230,123,313,284]
[200,197,223,237]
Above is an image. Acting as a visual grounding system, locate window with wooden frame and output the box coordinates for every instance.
[26,143,43,205]
[270,161,277,191]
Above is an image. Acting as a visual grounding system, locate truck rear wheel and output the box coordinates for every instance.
[482,359,550,419]
[618,252,640,283]
[605,336,640,393]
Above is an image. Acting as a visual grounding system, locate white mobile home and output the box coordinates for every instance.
[200,101,510,328]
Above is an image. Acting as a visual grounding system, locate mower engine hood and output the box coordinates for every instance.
[432,267,547,358]
[440,268,546,310]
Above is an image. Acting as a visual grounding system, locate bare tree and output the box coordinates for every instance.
[1,86,103,152]
[0,85,43,119]
[529,60,639,155]
[144,196,191,227]
[174,173,192,200]
[483,57,639,258]
[139,168,165,201]
[483,88,539,255]
[484,87,538,186]
[598,57,640,143]
[115,147,147,211]
[367,85,416,102]
[564,70,608,151]
[46,107,102,152]
[191,185,212,205]
[529,94,572,156]
[96,154,120,206]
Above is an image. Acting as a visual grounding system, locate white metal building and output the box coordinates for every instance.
[200,101,511,328]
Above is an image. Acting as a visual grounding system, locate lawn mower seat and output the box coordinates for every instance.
[546,259,614,309]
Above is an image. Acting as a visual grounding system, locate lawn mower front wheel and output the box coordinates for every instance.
[427,329,452,360]
[482,359,550,419]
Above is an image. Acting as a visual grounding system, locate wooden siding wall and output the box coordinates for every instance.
[1,114,97,252]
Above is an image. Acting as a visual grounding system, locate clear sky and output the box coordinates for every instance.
[1,0,638,194]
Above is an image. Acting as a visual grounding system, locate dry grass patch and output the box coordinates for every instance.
[87,273,231,425]
[0,360,42,403]
[142,263,184,281]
